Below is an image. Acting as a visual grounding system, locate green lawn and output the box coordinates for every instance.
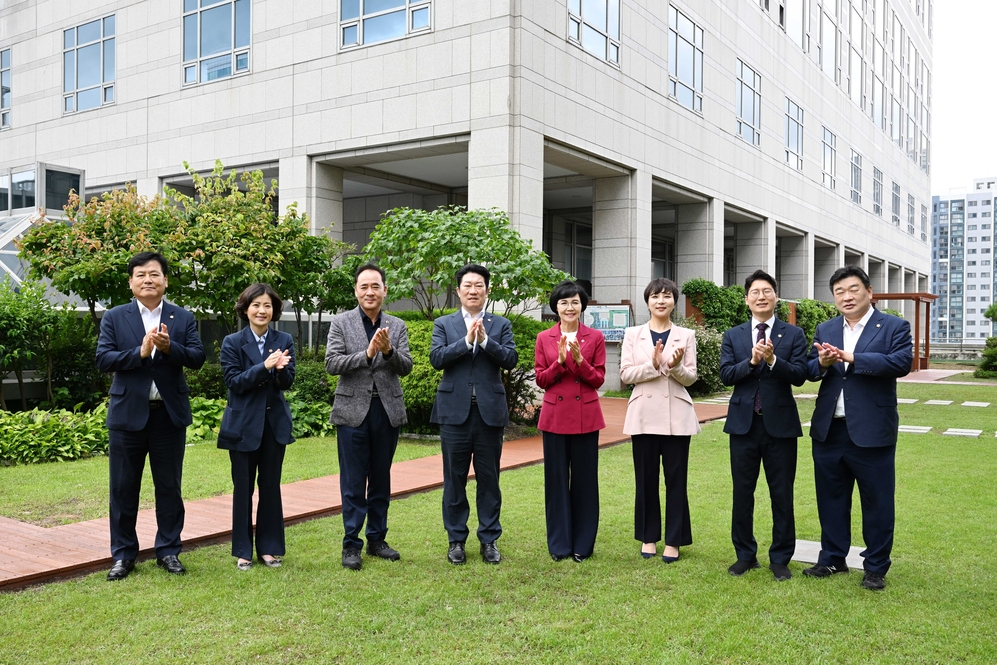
[0,436,441,527]
[1,383,995,663]
[936,371,997,384]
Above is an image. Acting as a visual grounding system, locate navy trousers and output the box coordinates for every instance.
[440,404,504,544]
[229,420,287,560]
[108,405,185,560]
[813,418,896,575]
[632,434,692,547]
[337,396,400,549]
[730,413,798,565]
[543,431,600,559]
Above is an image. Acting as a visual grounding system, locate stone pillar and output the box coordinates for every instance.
[814,243,842,302]
[467,125,544,251]
[868,259,888,293]
[278,156,344,239]
[733,219,773,285]
[779,232,812,300]
[135,177,160,198]
[676,197,724,286]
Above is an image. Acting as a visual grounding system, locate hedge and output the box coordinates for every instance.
[0,405,109,466]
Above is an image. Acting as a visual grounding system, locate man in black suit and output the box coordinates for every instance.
[720,270,808,581]
[96,252,205,580]
[430,265,518,565]
[804,265,912,591]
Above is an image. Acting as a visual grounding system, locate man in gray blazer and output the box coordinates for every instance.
[430,264,518,565]
[326,263,413,570]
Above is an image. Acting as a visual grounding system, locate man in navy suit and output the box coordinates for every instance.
[96,252,205,580]
[720,270,808,582]
[430,264,518,565]
[804,265,912,591]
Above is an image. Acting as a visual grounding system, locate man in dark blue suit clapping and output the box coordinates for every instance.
[803,266,912,591]
[96,252,205,580]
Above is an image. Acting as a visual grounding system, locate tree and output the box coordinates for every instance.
[363,206,570,320]
[17,185,175,327]
[0,279,59,410]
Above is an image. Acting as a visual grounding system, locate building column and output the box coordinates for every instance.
[135,178,160,198]
[868,259,888,293]
[813,243,842,301]
[733,218,774,284]
[467,125,544,251]
[278,156,343,240]
[676,197,724,287]
[779,232,812,300]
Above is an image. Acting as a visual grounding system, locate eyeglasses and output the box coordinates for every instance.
[748,289,775,298]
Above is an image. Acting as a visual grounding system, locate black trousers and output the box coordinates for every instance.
[108,406,185,560]
[632,434,692,547]
[440,404,504,544]
[229,420,287,560]
[813,418,896,575]
[337,396,400,549]
[543,431,600,558]
[729,413,798,565]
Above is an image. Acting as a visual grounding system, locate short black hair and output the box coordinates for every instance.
[744,270,778,294]
[456,264,490,289]
[235,283,283,322]
[354,263,385,285]
[644,278,679,304]
[549,280,590,313]
[127,251,168,277]
[829,265,872,292]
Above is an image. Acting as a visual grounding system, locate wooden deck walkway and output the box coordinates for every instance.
[0,398,727,591]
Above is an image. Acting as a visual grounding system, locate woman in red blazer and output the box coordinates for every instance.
[535,280,606,562]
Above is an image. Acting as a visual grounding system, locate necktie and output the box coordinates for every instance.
[258,336,265,359]
[753,323,768,413]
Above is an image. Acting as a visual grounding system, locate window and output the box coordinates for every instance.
[849,47,863,107]
[984,212,992,218]
[568,0,620,65]
[10,169,35,210]
[850,150,861,203]
[908,194,916,235]
[921,203,928,241]
[873,167,883,216]
[0,49,9,128]
[891,181,901,227]
[736,60,761,146]
[820,10,837,81]
[970,213,978,219]
[969,225,978,231]
[969,200,978,206]
[785,98,803,170]
[822,127,836,189]
[984,236,992,242]
[669,6,704,112]
[183,0,251,85]
[786,0,808,50]
[63,16,115,112]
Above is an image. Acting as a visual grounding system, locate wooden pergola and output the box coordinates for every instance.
[870,292,939,371]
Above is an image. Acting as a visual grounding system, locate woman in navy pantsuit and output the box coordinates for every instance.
[535,280,606,562]
[218,283,295,571]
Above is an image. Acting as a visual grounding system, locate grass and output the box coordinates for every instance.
[936,371,997,383]
[0,436,441,527]
[1,382,995,663]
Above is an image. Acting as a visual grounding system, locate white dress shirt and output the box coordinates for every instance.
[750,314,778,368]
[834,306,875,417]
[462,305,488,350]
[138,300,163,400]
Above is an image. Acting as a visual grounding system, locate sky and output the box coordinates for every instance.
[930,0,997,195]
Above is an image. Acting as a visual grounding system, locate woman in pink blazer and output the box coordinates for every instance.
[621,278,700,563]
[535,280,606,562]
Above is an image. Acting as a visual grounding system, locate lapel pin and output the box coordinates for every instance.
[268,349,273,353]
[876,324,881,328]
[169,314,174,319]
[777,334,783,338]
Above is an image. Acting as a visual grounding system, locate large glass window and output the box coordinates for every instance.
[341,0,432,50]
[11,170,35,210]
[849,47,863,107]
[892,181,901,227]
[786,0,807,51]
[873,167,883,216]
[183,0,251,85]
[0,173,8,212]
[921,203,928,241]
[63,16,115,113]
[567,0,621,65]
[850,150,862,204]
[1,49,10,129]
[908,194,916,235]
[822,127,836,189]
[668,6,704,112]
[819,10,836,81]
[45,169,81,212]
[736,59,761,146]
[785,98,804,170]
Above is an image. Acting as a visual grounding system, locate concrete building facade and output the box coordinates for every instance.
[2,1,932,372]
[931,179,997,345]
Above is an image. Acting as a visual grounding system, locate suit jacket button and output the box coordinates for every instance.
[575,395,580,400]
[558,396,563,401]
[575,379,580,383]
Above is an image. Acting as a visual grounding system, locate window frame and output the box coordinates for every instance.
[668,5,704,113]
[873,167,883,216]
[63,15,116,114]
[0,48,10,129]
[891,181,901,227]
[850,150,862,204]
[567,0,621,66]
[822,126,836,190]
[736,59,761,146]
[340,0,433,51]
[182,0,252,87]
[785,98,804,171]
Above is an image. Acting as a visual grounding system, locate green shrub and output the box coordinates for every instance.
[682,278,749,332]
[0,404,109,465]
[188,396,226,442]
[185,363,227,400]
[292,358,337,405]
[287,397,335,439]
[48,317,108,411]
[794,298,839,346]
[975,337,997,377]
[685,321,725,397]
[507,316,555,425]
[399,319,443,433]
[880,307,903,318]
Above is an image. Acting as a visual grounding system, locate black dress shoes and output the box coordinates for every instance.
[342,547,362,570]
[728,559,760,576]
[106,559,135,581]
[367,540,401,561]
[802,563,849,578]
[447,541,466,565]
[156,555,186,575]
[861,571,886,590]
[480,542,501,564]
[770,563,793,581]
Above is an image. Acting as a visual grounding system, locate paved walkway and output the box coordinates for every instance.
[0,398,728,592]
